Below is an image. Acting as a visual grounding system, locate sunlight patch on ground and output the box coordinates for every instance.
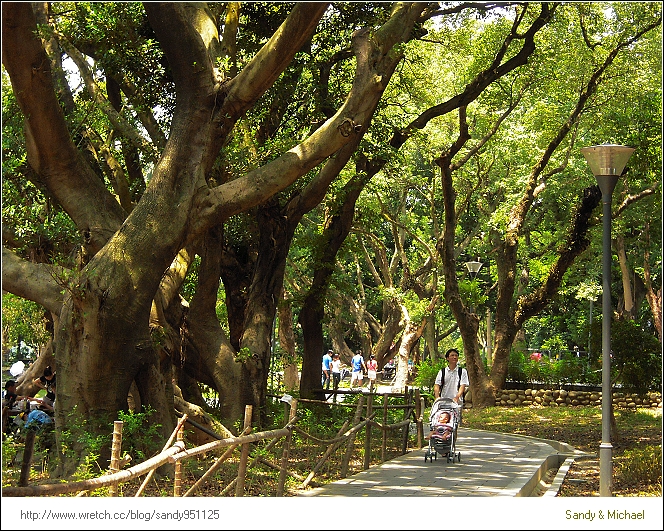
[636,407,662,418]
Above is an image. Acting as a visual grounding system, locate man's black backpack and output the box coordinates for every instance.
[441,366,466,398]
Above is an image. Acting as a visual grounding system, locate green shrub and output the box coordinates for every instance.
[523,357,547,384]
[57,405,162,481]
[590,319,661,392]
[116,407,162,460]
[509,349,604,386]
[553,356,590,385]
[2,434,19,466]
[507,349,528,383]
[413,358,445,398]
[58,407,107,476]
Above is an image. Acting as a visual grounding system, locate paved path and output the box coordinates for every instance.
[298,427,579,497]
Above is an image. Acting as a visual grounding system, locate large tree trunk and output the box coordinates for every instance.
[278,292,300,392]
[299,289,327,399]
[190,204,295,424]
[392,306,430,392]
[54,270,175,476]
[615,235,635,318]
[237,205,292,425]
[186,227,244,426]
[643,224,662,340]
[423,319,439,361]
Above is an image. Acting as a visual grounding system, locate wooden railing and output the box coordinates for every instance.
[2,387,425,497]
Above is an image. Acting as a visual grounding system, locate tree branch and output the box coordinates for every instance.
[614,183,659,218]
[515,186,602,324]
[1,247,67,314]
[191,3,427,239]
[57,37,160,162]
[2,2,126,253]
[391,3,556,149]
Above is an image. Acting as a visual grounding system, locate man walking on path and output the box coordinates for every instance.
[350,349,367,389]
[322,349,333,390]
[433,348,469,405]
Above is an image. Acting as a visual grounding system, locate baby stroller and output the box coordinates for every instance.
[381,360,396,381]
[424,398,461,463]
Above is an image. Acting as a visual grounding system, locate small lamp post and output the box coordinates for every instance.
[464,259,485,361]
[581,143,634,497]
[464,259,483,311]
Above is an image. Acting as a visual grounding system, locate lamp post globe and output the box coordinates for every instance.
[465,258,483,277]
[581,143,634,497]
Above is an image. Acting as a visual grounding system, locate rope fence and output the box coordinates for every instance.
[2,387,423,497]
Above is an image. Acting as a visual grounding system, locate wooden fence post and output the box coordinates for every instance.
[340,395,364,478]
[173,423,184,497]
[109,420,123,496]
[381,393,388,462]
[363,393,373,470]
[235,405,253,497]
[135,414,188,497]
[401,387,412,454]
[415,388,423,449]
[276,398,297,496]
[217,417,298,497]
[19,429,36,487]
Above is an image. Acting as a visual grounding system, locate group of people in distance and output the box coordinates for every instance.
[2,365,57,437]
[322,348,380,395]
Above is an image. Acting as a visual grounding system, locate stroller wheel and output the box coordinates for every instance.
[424,455,428,462]
[457,452,461,462]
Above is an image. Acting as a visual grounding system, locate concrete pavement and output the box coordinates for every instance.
[298,427,582,497]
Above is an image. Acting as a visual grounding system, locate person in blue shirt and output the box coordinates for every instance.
[350,349,367,389]
[322,350,333,390]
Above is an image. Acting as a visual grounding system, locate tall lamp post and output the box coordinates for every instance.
[581,143,634,497]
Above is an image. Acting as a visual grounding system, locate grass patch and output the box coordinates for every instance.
[464,405,662,496]
[615,445,662,490]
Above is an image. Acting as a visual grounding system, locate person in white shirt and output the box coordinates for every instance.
[433,348,469,404]
[331,353,342,392]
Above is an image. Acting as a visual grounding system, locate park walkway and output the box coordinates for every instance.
[298,427,581,497]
